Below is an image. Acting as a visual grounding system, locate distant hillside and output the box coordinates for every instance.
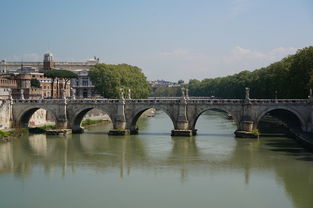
[188,46,313,99]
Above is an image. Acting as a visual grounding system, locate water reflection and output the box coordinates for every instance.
[0,142,13,174]
[0,111,312,208]
[28,134,48,156]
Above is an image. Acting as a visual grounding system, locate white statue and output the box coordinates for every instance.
[20,89,25,100]
[128,88,131,99]
[120,88,125,100]
[245,87,250,100]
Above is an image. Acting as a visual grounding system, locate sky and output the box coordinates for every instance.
[0,0,312,82]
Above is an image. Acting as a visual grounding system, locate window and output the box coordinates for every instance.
[82,80,88,86]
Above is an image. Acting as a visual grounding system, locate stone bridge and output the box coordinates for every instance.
[10,95,313,136]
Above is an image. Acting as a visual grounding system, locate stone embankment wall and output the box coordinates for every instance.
[28,109,55,127]
[81,109,111,121]
[0,100,11,129]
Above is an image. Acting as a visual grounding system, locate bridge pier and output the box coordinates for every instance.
[234,120,258,138]
[171,94,193,136]
[55,120,68,129]
[234,99,258,138]
[108,99,130,135]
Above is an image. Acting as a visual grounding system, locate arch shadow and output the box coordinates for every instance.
[17,107,57,128]
[71,107,112,133]
[256,108,304,134]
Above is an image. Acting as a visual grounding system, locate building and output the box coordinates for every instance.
[0,88,11,99]
[150,80,181,88]
[0,53,100,74]
[0,72,71,99]
[71,69,96,98]
[0,53,100,98]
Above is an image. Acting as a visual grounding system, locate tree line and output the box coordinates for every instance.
[89,63,151,98]
[187,46,313,99]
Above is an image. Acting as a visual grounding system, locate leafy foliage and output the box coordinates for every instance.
[187,46,313,99]
[44,69,78,79]
[89,64,151,98]
[44,69,78,98]
[30,78,41,88]
[152,87,182,97]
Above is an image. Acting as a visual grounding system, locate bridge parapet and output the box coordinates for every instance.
[13,99,66,104]
[248,99,311,104]
[187,99,243,104]
[126,99,180,104]
[68,99,120,104]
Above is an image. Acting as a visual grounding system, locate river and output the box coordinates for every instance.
[0,111,312,208]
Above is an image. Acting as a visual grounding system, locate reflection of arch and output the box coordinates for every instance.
[17,107,57,128]
[255,107,305,128]
[129,107,175,132]
[192,108,239,130]
[71,107,112,130]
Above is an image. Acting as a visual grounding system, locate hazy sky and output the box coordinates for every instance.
[1,0,312,81]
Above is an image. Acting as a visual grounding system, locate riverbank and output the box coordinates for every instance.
[0,128,28,143]
[81,119,111,127]
[28,119,111,135]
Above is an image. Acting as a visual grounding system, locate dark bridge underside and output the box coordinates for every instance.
[258,109,302,134]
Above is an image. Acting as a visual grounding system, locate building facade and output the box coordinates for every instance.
[0,53,100,98]
[71,69,96,98]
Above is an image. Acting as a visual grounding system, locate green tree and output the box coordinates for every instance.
[89,64,151,98]
[30,78,41,88]
[44,69,78,98]
[186,46,313,99]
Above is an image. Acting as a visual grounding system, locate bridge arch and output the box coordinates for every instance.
[15,106,57,128]
[255,107,305,131]
[126,107,176,134]
[70,106,113,133]
[190,107,240,132]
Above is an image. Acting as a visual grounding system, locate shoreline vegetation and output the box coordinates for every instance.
[0,128,27,142]
[186,46,313,99]
[28,119,111,135]
[81,119,110,127]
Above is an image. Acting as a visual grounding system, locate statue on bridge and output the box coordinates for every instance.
[20,89,24,100]
[128,88,131,99]
[120,88,125,100]
[181,88,186,97]
[245,87,250,100]
[71,87,76,100]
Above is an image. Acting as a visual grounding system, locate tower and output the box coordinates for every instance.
[43,53,55,71]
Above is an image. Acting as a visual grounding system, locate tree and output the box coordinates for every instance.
[89,64,151,98]
[30,78,41,88]
[44,69,78,98]
[186,46,313,99]
[44,70,57,98]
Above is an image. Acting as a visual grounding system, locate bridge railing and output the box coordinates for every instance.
[11,98,312,105]
[13,99,67,104]
[248,99,311,104]
[187,99,243,104]
[187,98,311,104]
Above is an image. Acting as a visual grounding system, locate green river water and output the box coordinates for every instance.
[0,111,312,208]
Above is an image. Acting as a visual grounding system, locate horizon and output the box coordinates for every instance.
[1,0,312,82]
